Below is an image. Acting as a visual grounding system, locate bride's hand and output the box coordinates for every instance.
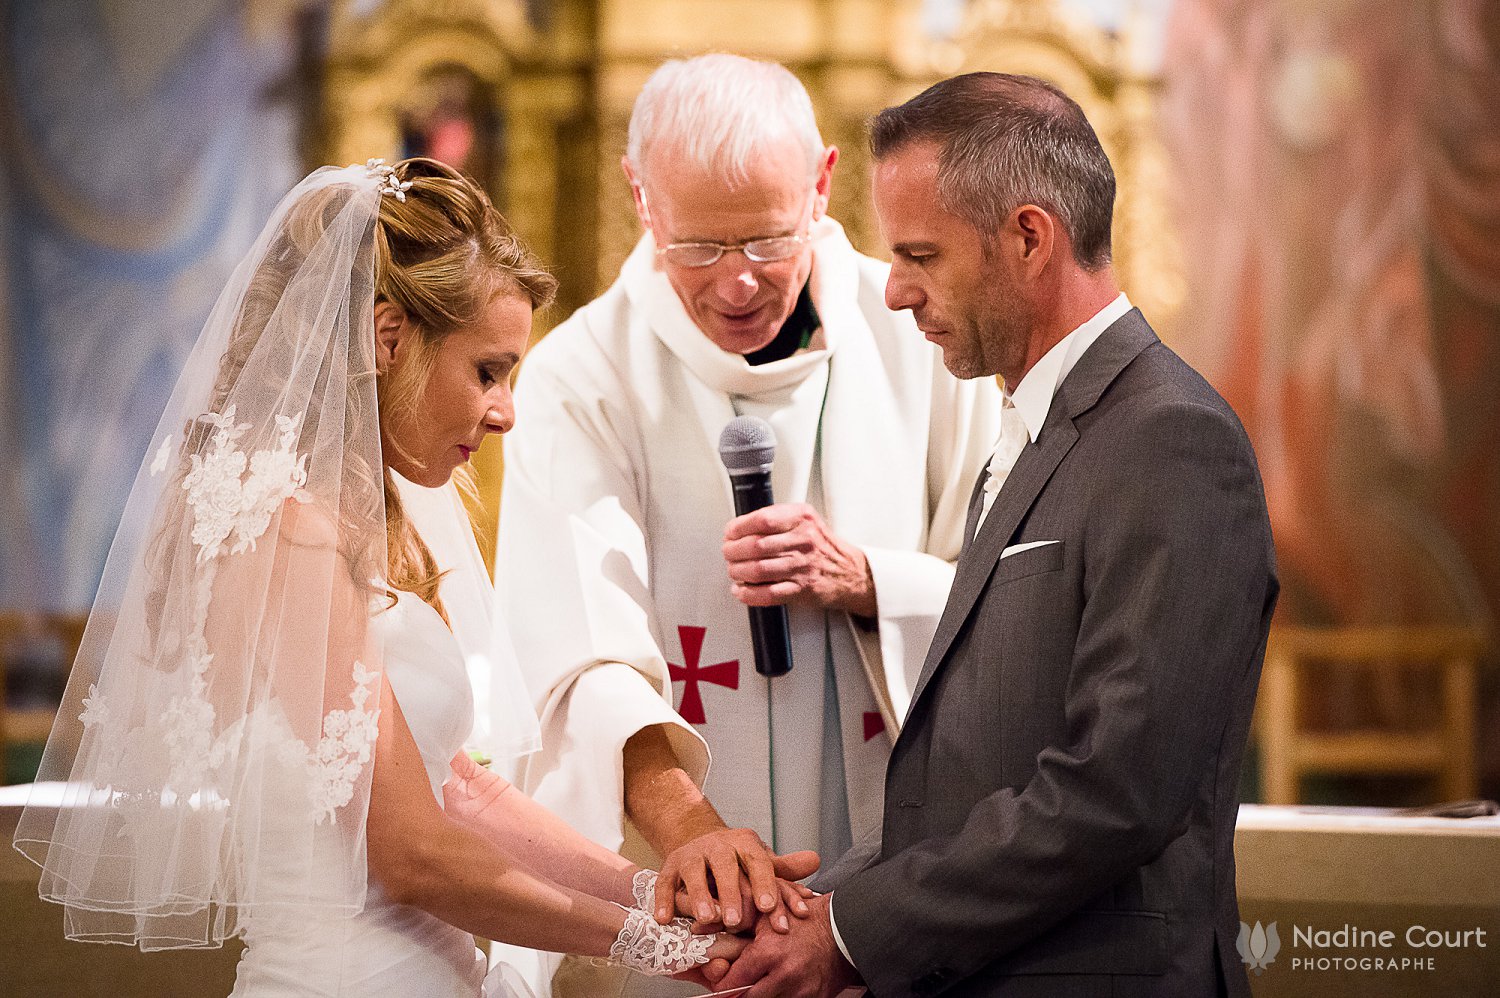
[672,932,748,988]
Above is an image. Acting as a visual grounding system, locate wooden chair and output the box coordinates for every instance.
[1256,625,1487,805]
[0,612,85,782]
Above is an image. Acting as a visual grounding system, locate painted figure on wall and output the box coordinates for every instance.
[1159,0,1500,747]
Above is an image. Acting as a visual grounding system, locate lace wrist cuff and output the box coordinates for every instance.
[631,868,659,911]
[608,906,714,976]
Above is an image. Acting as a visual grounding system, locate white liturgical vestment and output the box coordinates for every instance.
[494,217,1001,887]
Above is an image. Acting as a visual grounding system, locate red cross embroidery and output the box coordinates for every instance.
[863,711,886,742]
[668,625,740,725]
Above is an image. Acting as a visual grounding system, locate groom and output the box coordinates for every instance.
[712,73,1278,997]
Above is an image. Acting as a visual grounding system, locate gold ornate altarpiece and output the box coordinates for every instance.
[320,0,1181,563]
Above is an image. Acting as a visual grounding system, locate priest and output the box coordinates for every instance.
[494,53,1000,996]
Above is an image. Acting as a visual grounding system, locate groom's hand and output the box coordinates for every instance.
[655,828,819,933]
[715,893,860,997]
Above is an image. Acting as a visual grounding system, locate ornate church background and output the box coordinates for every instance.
[3,0,1499,801]
[312,0,1183,560]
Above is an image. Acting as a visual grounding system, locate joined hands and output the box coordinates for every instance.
[650,829,860,995]
[654,827,818,933]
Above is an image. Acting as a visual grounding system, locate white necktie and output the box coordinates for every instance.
[975,397,1028,534]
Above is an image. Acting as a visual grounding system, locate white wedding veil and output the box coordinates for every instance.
[15,163,415,949]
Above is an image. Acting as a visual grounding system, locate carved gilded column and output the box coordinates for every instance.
[817,63,886,257]
[505,73,587,294]
[592,63,652,290]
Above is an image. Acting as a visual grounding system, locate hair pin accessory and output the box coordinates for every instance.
[364,158,413,202]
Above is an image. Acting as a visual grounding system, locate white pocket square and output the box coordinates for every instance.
[1000,539,1059,559]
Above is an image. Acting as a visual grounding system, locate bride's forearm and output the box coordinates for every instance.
[383,819,741,977]
[367,685,626,954]
[444,752,637,906]
[379,813,627,956]
[368,690,734,974]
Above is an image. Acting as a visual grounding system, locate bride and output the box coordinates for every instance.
[12,158,749,995]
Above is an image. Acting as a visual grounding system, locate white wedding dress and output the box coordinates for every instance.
[229,590,489,996]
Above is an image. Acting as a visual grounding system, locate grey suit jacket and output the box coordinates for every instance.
[830,311,1277,997]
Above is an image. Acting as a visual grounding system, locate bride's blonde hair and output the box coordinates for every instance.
[371,158,556,618]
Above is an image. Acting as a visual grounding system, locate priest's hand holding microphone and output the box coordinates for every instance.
[719,416,878,621]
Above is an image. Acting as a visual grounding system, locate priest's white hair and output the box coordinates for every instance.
[626,53,825,188]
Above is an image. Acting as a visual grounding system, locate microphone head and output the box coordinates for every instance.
[718,415,776,475]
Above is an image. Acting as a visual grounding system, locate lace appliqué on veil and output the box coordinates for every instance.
[81,409,380,827]
[182,408,311,562]
[305,660,381,824]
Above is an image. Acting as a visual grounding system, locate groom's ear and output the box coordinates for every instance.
[373,301,410,375]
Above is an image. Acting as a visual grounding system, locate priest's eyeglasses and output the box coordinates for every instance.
[638,183,821,268]
[655,232,817,268]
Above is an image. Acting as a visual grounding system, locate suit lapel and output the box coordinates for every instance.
[908,419,1077,708]
[905,310,1160,714]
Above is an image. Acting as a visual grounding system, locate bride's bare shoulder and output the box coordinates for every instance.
[276,497,342,550]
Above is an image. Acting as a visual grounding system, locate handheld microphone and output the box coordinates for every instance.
[718,416,794,677]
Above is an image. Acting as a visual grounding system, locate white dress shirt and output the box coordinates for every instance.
[974,291,1133,532]
[1008,291,1132,443]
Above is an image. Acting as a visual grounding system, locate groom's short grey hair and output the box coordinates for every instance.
[871,72,1116,270]
[627,54,825,189]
